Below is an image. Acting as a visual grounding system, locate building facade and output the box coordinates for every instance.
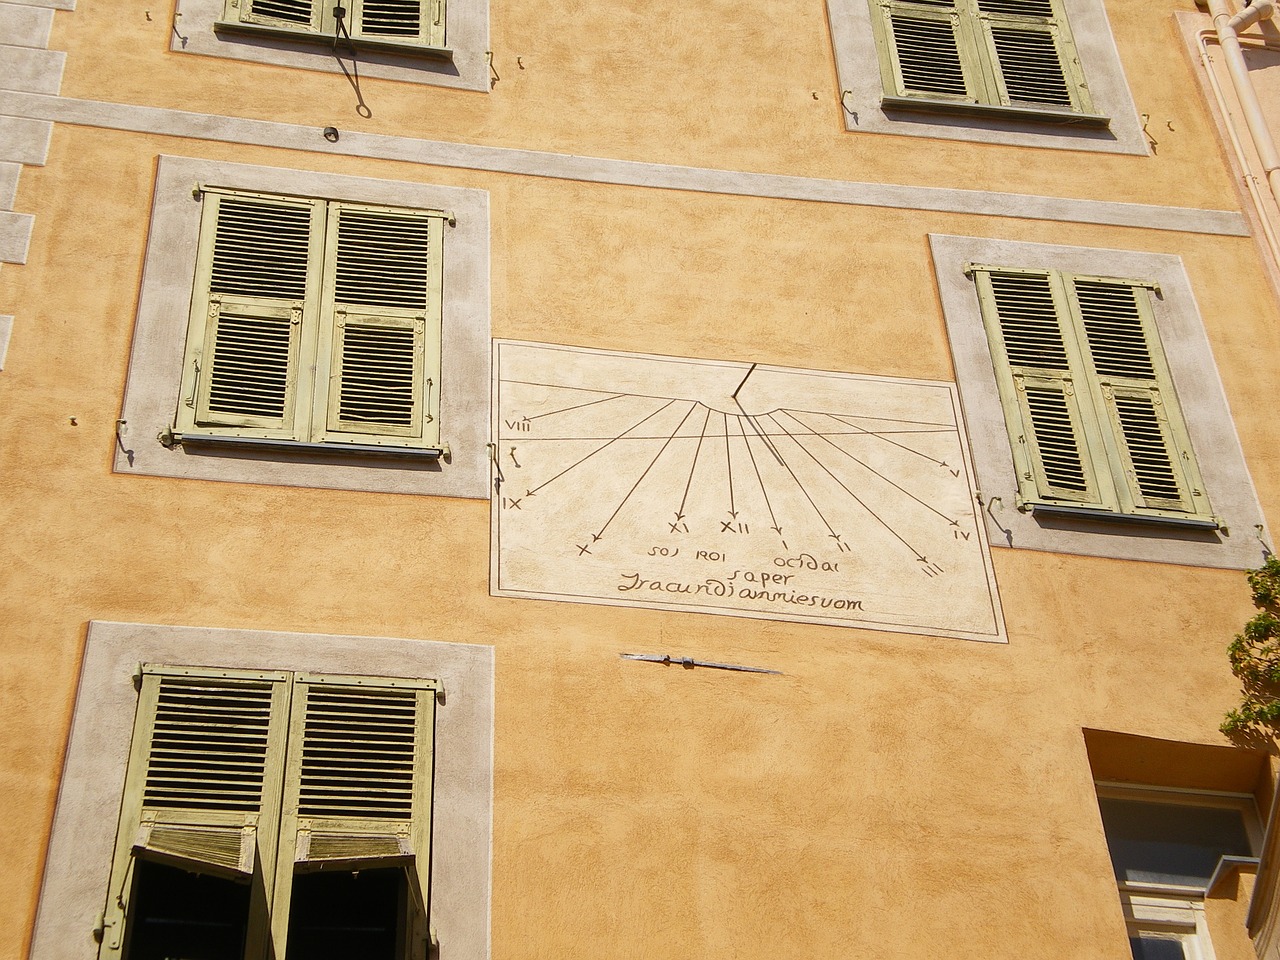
[4,0,1280,955]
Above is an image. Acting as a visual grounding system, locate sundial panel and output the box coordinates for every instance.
[491,341,1005,643]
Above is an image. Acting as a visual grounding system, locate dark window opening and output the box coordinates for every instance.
[124,859,250,960]
[287,868,406,959]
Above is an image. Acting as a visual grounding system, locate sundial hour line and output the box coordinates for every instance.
[525,392,627,422]
[819,410,950,467]
[586,401,701,546]
[736,413,786,548]
[764,412,929,564]
[779,410,959,526]
[524,398,676,497]
[676,407,713,523]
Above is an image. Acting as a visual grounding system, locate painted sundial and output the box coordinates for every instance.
[490,341,1005,643]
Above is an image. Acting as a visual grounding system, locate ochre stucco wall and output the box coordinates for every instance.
[1,110,1278,960]
[40,0,1249,210]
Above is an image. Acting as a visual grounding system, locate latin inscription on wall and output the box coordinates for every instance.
[491,341,1005,643]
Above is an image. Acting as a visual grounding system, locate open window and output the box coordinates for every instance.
[1096,784,1262,960]
[98,665,438,960]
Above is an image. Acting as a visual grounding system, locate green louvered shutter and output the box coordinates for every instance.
[975,269,1110,509]
[876,0,978,102]
[180,191,323,440]
[99,667,291,960]
[313,203,444,448]
[271,676,437,957]
[351,0,442,46]
[1068,278,1211,518]
[234,0,322,32]
[974,0,1090,111]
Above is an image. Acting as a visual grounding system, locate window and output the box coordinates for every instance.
[29,621,492,960]
[933,235,1267,568]
[826,0,1147,153]
[117,158,491,497]
[869,0,1100,121]
[1095,785,1262,960]
[970,266,1214,526]
[217,0,446,55]
[171,188,447,457]
[98,663,439,960]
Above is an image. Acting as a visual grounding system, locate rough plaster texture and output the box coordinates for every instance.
[0,91,1250,237]
[171,0,489,91]
[0,315,11,369]
[932,233,1269,569]
[0,46,64,94]
[28,621,493,960]
[0,115,51,165]
[116,155,491,498]
[827,0,1146,154]
[0,3,54,48]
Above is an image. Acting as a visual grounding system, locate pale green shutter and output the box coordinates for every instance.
[236,0,322,32]
[973,0,1091,112]
[98,666,291,960]
[1067,278,1211,519]
[271,676,437,958]
[875,0,979,102]
[313,203,444,448]
[351,0,443,46]
[178,191,323,441]
[974,268,1111,510]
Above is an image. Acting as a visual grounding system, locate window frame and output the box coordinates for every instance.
[99,664,440,960]
[173,187,449,456]
[1096,784,1261,960]
[217,0,448,58]
[869,0,1100,122]
[170,0,489,93]
[932,234,1269,569]
[28,620,494,960]
[825,0,1148,153]
[115,156,491,499]
[969,265,1214,527]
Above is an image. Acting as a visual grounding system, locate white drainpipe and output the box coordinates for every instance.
[1207,0,1280,204]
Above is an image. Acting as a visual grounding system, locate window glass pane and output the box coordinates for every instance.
[1099,797,1252,885]
[125,859,250,960]
[1129,933,1188,960]
[288,868,404,959]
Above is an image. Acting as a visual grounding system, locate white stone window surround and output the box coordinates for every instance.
[826,0,1148,155]
[932,233,1270,569]
[115,155,491,499]
[172,0,489,92]
[28,620,494,960]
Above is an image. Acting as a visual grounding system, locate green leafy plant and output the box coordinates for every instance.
[1223,555,1280,736]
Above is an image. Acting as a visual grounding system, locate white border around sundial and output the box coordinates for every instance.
[490,340,1006,644]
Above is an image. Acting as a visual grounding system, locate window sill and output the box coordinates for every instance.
[214,20,453,61]
[1026,502,1220,530]
[165,429,449,462]
[880,95,1111,129]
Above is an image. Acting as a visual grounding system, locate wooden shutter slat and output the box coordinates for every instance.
[888,11,971,97]
[989,25,1072,107]
[297,684,420,820]
[209,197,312,301]
[334,208,432,310]
[204,308,297,421]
